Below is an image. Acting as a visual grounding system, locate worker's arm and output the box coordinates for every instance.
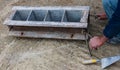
[90,0,120,49]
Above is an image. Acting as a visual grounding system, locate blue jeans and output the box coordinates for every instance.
[102,0,120,44]
[102,0,118,19]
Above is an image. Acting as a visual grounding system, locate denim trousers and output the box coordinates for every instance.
[102,0,120,39]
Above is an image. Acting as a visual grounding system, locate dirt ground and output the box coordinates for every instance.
[0,0,120,70]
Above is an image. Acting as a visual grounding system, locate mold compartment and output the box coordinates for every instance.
[28,10,48,21]
[12,10,31,21]
[45,10,64,22]
[63,10,83,22]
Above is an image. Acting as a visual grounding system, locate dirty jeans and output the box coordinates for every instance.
[102,0,120,44]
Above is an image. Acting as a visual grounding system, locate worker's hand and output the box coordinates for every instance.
[89,35,108,50]
[96,13,107,20]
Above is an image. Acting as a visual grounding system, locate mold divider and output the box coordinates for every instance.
[80,10,89,23]
[79,11,83,22]
[43,10,49,21]
[61,10,66,22]
[79,10,83,22]
[26,10,33,21]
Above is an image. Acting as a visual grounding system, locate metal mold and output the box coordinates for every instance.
[5,6,90,39]
[4,6,92,56]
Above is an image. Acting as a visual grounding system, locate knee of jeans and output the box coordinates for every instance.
[102,0,110,7]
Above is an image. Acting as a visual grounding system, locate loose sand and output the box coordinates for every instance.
[0,0,120,70]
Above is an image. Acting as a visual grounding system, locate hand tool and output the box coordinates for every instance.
[82,55,120,69]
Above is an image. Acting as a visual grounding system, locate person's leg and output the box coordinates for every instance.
[97,0,118,20]
[102,0,120,44]
[102,0,118,20]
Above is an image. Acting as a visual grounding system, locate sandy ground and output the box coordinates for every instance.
[0,0,120,70]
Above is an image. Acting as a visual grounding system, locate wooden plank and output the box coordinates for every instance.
[4,20,88,28]
[9,30,88,40]
[12,6,90,11]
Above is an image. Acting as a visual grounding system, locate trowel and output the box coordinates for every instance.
[82,55,120,69]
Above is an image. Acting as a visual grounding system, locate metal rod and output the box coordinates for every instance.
[85,34,92,56]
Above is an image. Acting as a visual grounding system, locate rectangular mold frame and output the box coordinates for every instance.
[3,6,92,56]
[4,6,90,28]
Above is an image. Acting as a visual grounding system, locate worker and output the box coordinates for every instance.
[89,0,120,49]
